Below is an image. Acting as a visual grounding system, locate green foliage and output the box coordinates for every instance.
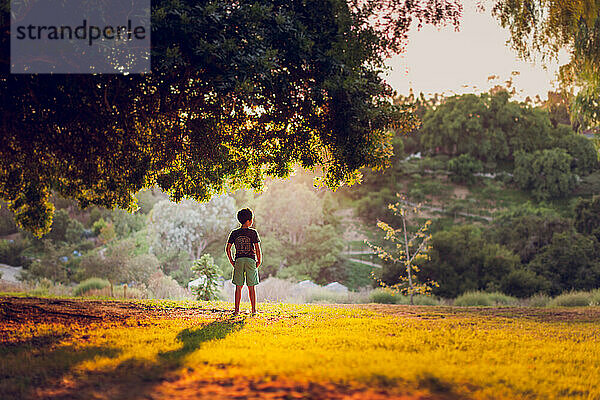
[255,182,323,246]
[110,209,146,239]
[46,209,71,242]
[148,196,236,260]
[0,0,464,236]
[0,238,29,266]
[355,187,397,224]
[92,218,107,236]
[190,254,221,301]
[65,219,85,244]
[493,0,600,128]
[514,149,577,200]
[256,236,286,279]
[342,261,375,290]
[555,134,598,176]
[488,205,571,263]
[74,277,110,296]
[527,293,551,307]
[420,225,520,298]
[500,269,550,298]
[420,91,555,163]
[368,200,437,303]
[277,224,346,284]
[574,196,600,240]
[454,291,518,307]
[548,291,593,307]
[369,288,397,304]
[448,154,483,184]
[528,232,600,296]
[304,288,351,304]
[135,188,168,214]
[78,238,160,284]
[408,295,441,305]
[25,241,72,283]
[0,202,17,236]
[576,170,600,196]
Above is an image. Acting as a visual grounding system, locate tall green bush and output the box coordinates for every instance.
[514,149,577,200]
[74,277,110,296]
[448,154,483,184]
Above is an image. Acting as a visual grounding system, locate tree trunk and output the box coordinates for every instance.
[402,214,414,306]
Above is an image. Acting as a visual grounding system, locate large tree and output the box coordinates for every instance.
[0,0,461,236]
[492,0,600,128]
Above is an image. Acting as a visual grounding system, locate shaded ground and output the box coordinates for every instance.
[0,295,232,325]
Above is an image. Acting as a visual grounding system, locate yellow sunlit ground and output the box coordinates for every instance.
[1,296,599,399]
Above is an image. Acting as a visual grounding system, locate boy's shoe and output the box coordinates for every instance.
[251,311,257,316]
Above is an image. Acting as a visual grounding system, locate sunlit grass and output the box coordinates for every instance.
[1,300,599,399]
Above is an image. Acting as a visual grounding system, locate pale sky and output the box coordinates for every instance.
[385,1,569,101]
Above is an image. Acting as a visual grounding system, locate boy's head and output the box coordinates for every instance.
[237,208,253,226]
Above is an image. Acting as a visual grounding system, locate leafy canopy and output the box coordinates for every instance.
[493,0,600,128]
[0,0,461,236]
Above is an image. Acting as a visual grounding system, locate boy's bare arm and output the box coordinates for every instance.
[254,242,262,267]
[225,243,234,266]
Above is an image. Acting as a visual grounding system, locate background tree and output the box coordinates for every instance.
[255,181,323,245]
[420,225,523,298]
[493,0,600,128]
[513,149,577,200]
[529,232,600,295]
[368,197,437,304]
[148,195,236,260]
[575,196,600,240]
[420,91,555,164]
[0,0,462,236]
[447,154,483,184]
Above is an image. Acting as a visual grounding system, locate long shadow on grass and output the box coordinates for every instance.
[36,319,245,400]
[0,333,120,400]
[159,319,245,364]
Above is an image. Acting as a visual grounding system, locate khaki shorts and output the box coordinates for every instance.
[232,257,259,286]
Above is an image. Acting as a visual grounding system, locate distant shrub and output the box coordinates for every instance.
[147,272,192,300]
[454,291,518,307]
[369,288,397,304]
[448,154,483,184]
[548,291,592,307]
[454,291,493,306]
[590,289,600,306]
[412,295,441,306]
[305,287,351,304]
[0,238,29,266]
[527,293,551,307]
[485,292,519,306]
[74,277,110,296]
[254,278,295,302]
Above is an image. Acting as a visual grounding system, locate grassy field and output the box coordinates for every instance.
[1,295,599,399]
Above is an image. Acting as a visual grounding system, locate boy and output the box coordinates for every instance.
[225,208,262,316]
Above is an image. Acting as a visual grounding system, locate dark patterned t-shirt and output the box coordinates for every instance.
[227,227,261,260]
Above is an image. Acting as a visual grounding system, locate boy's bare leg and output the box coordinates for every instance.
[248,286,256,314]
[234,285,243,314]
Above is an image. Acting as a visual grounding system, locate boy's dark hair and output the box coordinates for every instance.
[237,208,253,225]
